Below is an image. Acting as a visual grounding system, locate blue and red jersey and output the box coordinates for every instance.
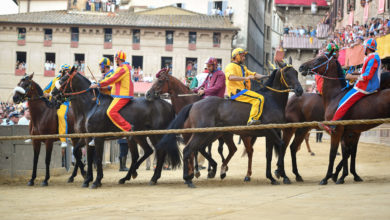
[354,52,381,94]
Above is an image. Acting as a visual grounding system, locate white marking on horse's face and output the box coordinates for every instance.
[55,80,61,90]
[13,86,26,95]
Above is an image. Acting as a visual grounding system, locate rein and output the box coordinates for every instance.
[60,71,91,96]
[265,64,294,93]
[308,54,345,80]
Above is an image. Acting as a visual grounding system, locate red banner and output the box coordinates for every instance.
[345,45,365,66]
[338,49,346,66]
[378,0,385,14]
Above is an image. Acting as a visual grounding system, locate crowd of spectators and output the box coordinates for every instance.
[211,6,234,19]
[85,0,120,12]
[0,102,30,126]
[15,61,26,70]
[283,25,317,38]
[74,60,85,73]
[44,61,56,71]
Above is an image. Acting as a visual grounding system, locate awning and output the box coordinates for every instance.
[275,0,328,6]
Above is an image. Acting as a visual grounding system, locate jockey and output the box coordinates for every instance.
[43,64,71,148]
[193,57,226,98]
[99,57,113,95]
[90,50,134,131]
[225,48,268,125]
[315,43,340,94]
[319,38,381,134]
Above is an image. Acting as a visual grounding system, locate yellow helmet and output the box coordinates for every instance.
[99,57,111,68]
[231,48,247,59]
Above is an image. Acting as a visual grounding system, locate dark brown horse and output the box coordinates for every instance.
[146,68,226,178]
[12,73,86,186]
[157,61,304,187]
[300,52,390,185]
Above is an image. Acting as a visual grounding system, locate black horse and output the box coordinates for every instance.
[52,69,179,188]
[156,60,304,187]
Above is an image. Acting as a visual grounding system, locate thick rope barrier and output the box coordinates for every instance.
[0,118,389,141]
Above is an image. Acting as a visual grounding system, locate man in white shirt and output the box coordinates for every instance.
[18,108,30,125]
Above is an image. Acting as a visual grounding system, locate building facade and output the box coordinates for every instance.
[0,7,237,101]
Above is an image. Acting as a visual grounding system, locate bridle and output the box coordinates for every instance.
[308,53,344,80]
[265,64,294,93]
[59,70,91,96]
[16,77,42,101]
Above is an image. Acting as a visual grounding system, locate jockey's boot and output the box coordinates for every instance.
[119,157,129,172]
[247,119,261,126]
[61,142,68,148]
[318,123,336,135]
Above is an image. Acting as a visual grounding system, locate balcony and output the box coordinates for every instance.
[17,39,25,46]
[188,43,196,50]
[104,42,112,49]
[132,43,140,50]
[165,44,173,51]
[44,40,52,47]
[44,70,55,77]
[15,69,26,76]
[316,24,330,38]
[213,44,221,48]
[282,36,323,49]
[71,41,78,48]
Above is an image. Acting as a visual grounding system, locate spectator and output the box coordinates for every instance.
[95,0,101,11]
[90,0,95,11]
[283,25,289,35]
[102,0,107,12]
[138,67,143,82]
[228,6,234,20]
[7,112,19,125]
[18,108,30,125]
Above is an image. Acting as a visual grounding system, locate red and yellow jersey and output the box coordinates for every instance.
[224,62,256,95]
[99,63,133,98]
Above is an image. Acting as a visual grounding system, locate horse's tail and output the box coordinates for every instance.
[156,103,193,169]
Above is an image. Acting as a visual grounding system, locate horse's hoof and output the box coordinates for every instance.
[41,181,48,187]
[274,170,281,179]
[244,176,251,182]
[296,176,304,182]
[149,180,157,186]
[195,171,201,179]
[354,176,363,182]
[187,182,196,188]
[207,171,216,179]
[225,166,229,172]
[131,172,138,179]
[271,180,280,185]
[82,182,89,188]
[27,180,34,186]
[90,182,101,189]
[319,179,328,185]
[118,178,126,184]
[220,173,226,179]
[331,174,338,183]
[336,179,345,184]
[67,177,74,183]
[283,177,291,184]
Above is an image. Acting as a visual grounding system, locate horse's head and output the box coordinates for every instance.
[299,49,337,77]
[146,68,170,101]
[13,73,36,104]
[275,57,303,96]
[51,66,79,101]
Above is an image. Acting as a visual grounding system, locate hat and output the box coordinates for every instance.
[9,111,19,118]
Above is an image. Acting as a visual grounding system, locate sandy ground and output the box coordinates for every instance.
[0,136,390,220]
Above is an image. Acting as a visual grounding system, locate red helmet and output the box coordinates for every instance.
[205,57,218,67]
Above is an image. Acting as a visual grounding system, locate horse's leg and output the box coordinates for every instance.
[217,137,225,163]
[206,144,212,172]
[272,129,291,184]
[332,136,350,182]
[91,139,104,189]
[182,146,195,188]
[336,137,350,184]
[82,145,94,188]
[350,135,363,182]
[320,128,343,185]
[119,137,139,184]
[289,128,310,182]
[68,139,86,183]
[194,151,200,178]
[41,141,54,186]
[266,136,279,185]
[28,140,41,186]
[199,147,217,179]
[220,133,237,179]
[242,136,253,182]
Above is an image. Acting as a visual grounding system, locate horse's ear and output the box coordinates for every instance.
[276,60,286,68]
[29,72,34,79]
[288,56,292,65]
[70,66,76,74]
[327,49,334,58]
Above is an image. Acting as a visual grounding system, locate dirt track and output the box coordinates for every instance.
[1,136,390,219]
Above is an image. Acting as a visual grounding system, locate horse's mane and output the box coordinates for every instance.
[166,74,192,92]
[335,59,347,88]
[256,69,277,93]
[32,80,56,108]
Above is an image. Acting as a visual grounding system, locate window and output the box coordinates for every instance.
[214,1,223,11]
[132,56,143,69]
[15,51,26,75]
[161,57,173,71]
[44,53,56,70]
[74,53,85,73]
[185,57,197,77]
[213,32,221,47]
[103,54,114,65]
[18,28,26,40]
[189,32,197,44]
[347,0,356,12]
[44,29,52,41]
[71,27,79,42]
[216,58,222,70]
[132,29,140,44]
[132,56,144,82]
[176,3,182,8]
[266,26,270,40]
[104,28,112,43]
[166,31,174,45]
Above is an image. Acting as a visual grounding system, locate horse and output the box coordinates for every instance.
[145,68,226,178]
[282,70,390,182]
[52,69,178,188]
[300,51,390,185]
[156,60,304,187]
[12,73,86,186]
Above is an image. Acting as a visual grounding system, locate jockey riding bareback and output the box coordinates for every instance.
[319,38,381,134]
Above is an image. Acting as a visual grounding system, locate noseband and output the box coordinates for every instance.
[265,64,294,93]
[308,54,344,80]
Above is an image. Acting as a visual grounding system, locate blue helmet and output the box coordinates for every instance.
[365,38,377,51]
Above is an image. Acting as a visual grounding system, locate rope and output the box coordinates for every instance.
[0,118,389,141]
